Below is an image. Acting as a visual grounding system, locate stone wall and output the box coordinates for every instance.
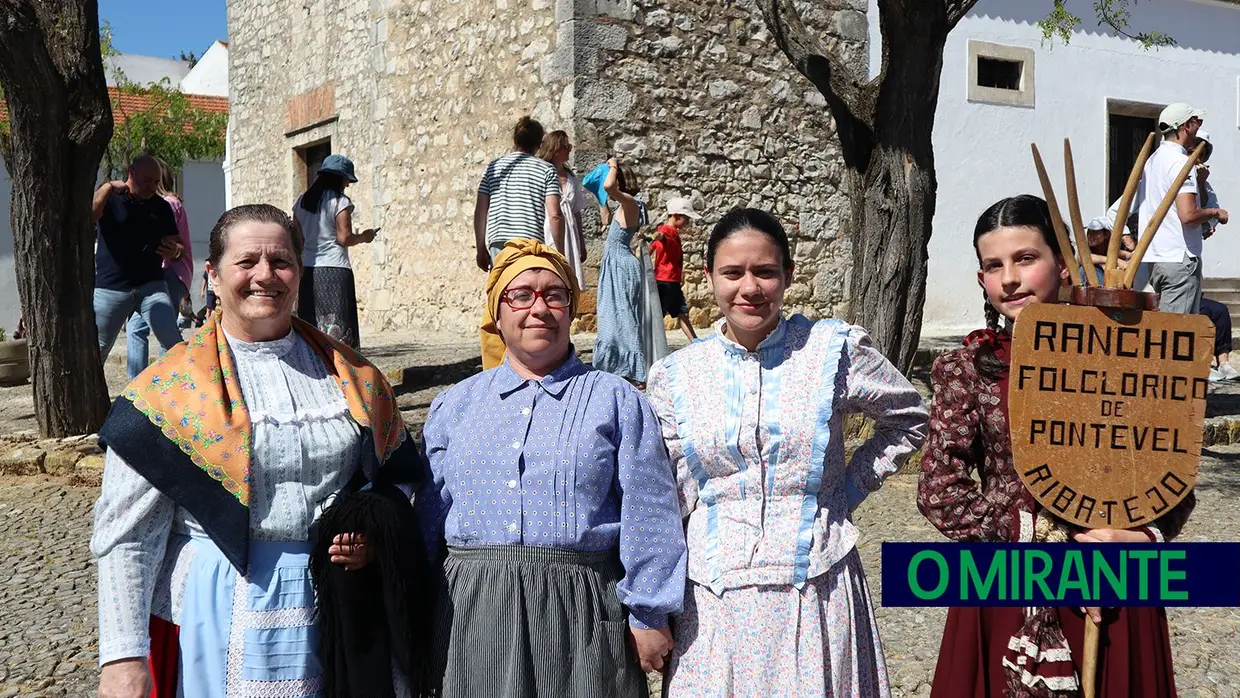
[226,0,864,337]
[227,0,567,336]
[363,0,565,333]
[563,0,866,329]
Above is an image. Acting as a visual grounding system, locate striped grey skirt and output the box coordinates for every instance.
[296,266,360,349]
[429,545,648,698]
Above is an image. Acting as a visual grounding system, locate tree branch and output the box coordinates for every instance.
[1038,0,1174,49]
[755,0,869,118]
[944,0,979,27]
[756,0,883,167]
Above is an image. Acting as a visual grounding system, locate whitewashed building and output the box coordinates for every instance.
[0,44,228,334]
[922,0,1240,334]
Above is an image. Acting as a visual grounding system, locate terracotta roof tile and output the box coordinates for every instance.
[0,86,227,124]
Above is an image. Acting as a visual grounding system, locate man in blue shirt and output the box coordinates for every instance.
[91,155,185,373]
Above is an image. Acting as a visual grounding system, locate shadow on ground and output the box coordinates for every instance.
[1207,391,1240,418]
[1199,448,1240,496]
[393,356,482,396]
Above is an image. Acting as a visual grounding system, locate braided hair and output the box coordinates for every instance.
[972,195,1066,380]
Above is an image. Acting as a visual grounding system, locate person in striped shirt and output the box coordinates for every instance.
[473,116,564,271]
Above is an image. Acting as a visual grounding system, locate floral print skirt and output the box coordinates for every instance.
[664,549,890,698]
[297,266,360,350]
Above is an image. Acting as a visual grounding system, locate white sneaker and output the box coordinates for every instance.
[1209,367,1225,382]
[1220,364,1240,381]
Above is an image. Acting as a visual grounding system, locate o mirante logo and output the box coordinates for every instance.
[882,543,1240,607]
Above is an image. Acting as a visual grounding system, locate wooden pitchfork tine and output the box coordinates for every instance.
[1063,139,1096,288]
[1106,132,1156,287]
[1031,143,1087,287]
[1122,140,1209,288]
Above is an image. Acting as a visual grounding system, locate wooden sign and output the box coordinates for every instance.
[1009,303,1213,529]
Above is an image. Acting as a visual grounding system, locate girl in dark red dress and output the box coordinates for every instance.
[918,194,1193,698]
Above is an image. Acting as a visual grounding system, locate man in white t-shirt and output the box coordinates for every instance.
[1139,102,1228,314]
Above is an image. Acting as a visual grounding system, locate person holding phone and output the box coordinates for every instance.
[291,154,376,349]
[91,154,186,373]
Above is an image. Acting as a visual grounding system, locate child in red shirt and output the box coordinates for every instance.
[651,197,700,341]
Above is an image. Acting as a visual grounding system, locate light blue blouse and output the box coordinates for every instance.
[417,353,687,629]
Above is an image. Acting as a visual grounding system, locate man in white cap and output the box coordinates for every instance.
[651,196,701,341]
[1137,102,1228,314]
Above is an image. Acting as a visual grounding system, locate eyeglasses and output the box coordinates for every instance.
[501,286,572,310]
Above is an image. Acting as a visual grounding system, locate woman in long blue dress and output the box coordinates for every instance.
[593,158,649,385]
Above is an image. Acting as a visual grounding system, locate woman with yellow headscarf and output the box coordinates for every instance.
[421,239,687,697]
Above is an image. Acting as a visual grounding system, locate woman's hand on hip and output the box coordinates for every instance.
[630,625,674,673]
[99,658,151,698]
[329,532,374,571]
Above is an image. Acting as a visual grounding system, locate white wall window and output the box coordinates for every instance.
[967,40,1035,107]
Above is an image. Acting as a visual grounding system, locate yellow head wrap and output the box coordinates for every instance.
[479,238,581,369]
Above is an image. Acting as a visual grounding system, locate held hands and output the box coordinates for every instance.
[630,625,674,673]
[329,532,374,571]
[155,236,184,261]
[98,658,151,698]
[1071,527,1152,623]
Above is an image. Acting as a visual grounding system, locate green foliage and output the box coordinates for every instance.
[1038,0,1176,48]
[99,21,226,179]
[0,22,224,172]
[103,78,227,179]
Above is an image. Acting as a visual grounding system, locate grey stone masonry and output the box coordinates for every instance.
[225,0,865,334]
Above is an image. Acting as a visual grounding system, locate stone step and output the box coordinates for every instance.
[1206,289,1240,306]
[912,336,964,371]
[1202,277,1240,293]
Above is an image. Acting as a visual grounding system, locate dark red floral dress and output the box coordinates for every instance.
[918,331,1191,698]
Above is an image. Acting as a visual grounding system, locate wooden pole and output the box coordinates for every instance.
[1082,616,1100,698]
[1106,132,1156,286]
[1031,143,1084,288]
[1122,141,1207,288]
[1063,139,1095,287]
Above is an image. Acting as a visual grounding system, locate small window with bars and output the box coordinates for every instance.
[968,41,1035,107]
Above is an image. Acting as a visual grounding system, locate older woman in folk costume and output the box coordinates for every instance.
[92,204,425,698]
[647,209,928,697]
[421,238,686,697]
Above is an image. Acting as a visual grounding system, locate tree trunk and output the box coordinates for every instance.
[0,0,113,436]
[847,139,935,373]
[846,19,948,373]
[757,0,963,373]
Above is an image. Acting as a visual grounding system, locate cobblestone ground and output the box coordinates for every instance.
[2,330,1239,696]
